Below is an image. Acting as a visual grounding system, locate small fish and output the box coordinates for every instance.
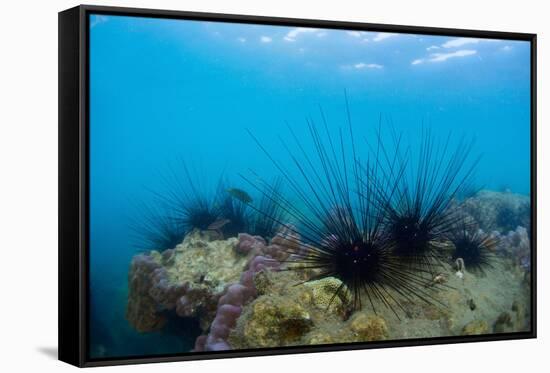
[226,188,253,203]
[208,218,231,231]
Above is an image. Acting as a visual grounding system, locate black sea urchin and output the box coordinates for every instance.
[155,161,224,233]
[244,105,443,315]
[129,202,187,252]
[448,220,497,275]
[247,177,286,240]
[218,186,251,238]
[376,129,480,274]
[154,161,283,239]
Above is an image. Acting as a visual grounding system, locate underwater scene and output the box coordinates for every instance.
[88,14,532,359]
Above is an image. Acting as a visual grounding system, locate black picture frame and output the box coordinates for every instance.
[58,4,537,368]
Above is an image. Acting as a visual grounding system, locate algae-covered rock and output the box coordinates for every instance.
[349,313,389,341]
[126,255,167,332]
[166,231,244,293]
[126,230,254,332]
[493,312,514,333]
[461,320,489,335]
[253,269,275,296]
[230,295,313,348]
[226,252,530,349]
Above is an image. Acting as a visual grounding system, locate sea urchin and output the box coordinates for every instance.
[377,129,480,274]
[244,104,444,315]
[447,220,498,275]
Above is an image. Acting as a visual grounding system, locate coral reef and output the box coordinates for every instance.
[126,230,256,333]
[460,190,530,233]
[126,254,169,332]
[492,226,531,268]
[233,233,266,255]
[234,295,314,348]
[457,190,531,275]
[228,270,393,348]
[304,277,350,316]
[244,124,469,316]
[126,188,531,351]
[127,230,289,351]
[226,252,530,349]
[194,234,284,351]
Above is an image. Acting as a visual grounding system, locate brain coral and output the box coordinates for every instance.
[305,277,351,316]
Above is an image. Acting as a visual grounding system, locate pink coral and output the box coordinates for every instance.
[194,234,287,351]
[265,225,301,261]
[235,233,266,255]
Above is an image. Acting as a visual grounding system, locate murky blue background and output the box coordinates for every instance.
[88,14,531,358]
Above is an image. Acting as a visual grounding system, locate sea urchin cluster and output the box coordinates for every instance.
[241,97,484,316]
[242,109,470,315]
[131,163,287,252]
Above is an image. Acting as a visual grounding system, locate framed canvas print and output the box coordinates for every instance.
[58,4,537,367]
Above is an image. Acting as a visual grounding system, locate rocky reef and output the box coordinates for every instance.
[126,190,531,351]
[193,232,294,351]
[225,191,532,348]
[227,270,391,348]
[460,190,530,233]
[126,230,257,333]
[126,229,293,351]
[460,190,531,272]
[493,226,531,270]
[226,254,530,348]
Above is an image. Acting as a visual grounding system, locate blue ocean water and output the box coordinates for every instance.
[88,14,531,358]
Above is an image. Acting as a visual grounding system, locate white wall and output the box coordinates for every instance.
[0,0,546,371]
